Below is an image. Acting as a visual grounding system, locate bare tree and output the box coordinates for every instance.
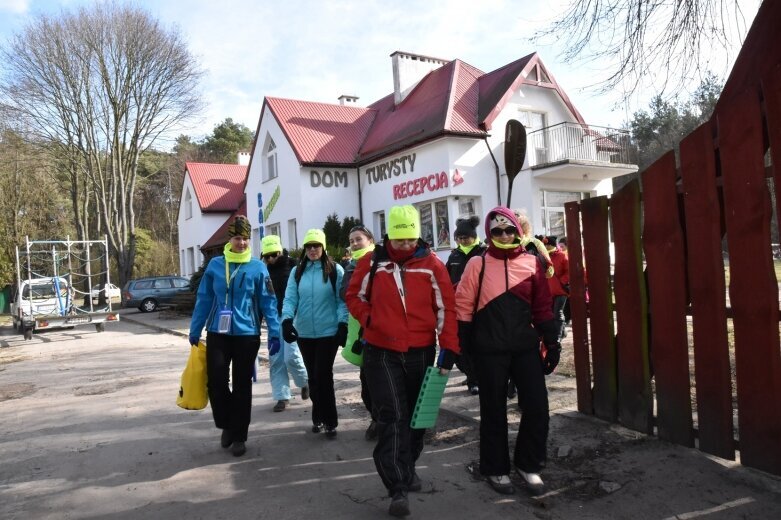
[0,2,203,286]
[532,0,754,101]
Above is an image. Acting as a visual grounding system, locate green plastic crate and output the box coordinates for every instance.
[410,366,449,429]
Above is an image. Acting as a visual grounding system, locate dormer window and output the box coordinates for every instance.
[184,188,192,219]
[263,137,278,182]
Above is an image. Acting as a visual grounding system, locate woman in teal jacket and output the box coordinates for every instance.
[281,229,348,438]
[189,216,281,457]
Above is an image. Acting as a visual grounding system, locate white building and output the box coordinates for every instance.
[177,162,247,275]
[181,51,637,263]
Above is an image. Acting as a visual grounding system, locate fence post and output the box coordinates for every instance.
[719,88,781,476]
[642,151,694,447]
[679,122,735,460]
[581,196,616,422]
[611,179,653,434]
[565,201,592,414]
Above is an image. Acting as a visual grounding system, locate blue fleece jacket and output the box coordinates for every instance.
[281,261,348,338]
[190,255,280,339]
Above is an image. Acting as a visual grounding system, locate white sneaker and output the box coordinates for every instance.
[516,469,544,494]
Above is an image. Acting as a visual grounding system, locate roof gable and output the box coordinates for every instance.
[478,53,586,130]
[185,162,247,212]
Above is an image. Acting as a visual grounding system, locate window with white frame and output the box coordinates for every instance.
[415,199,451,249]
[539,190,589,238]
[184,188,193,219]
[374,210,386,239]
[266,223,281,239]
[458,197,477,218]
[263,137,278,182]
[187,247,195,276]
[287,219,298,249]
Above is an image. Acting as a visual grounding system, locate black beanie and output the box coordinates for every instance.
[454,216,480,238]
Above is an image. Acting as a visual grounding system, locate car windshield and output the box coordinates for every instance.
[22,280,69,299]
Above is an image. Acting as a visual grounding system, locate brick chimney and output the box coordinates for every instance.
[338,94,359,106]
[391,51,448,105]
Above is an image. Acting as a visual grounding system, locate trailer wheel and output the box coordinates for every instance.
[23,328,33,341]
[95,323,105,333]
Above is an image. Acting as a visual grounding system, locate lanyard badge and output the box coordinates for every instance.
[220,261,242,334]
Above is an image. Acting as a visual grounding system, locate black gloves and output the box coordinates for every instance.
[457,321,473,354]
[351,339,365,355]
[543,343,562,375]
[437,349,458,371]
[282,319,298,343]
[334,322,348,348]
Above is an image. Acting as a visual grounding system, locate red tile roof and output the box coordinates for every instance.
[201,199,248,251]
[265,98,376,164]
[261,52,587,166]
[186,162,247,212]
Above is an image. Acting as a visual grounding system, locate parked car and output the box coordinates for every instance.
[91,282,121,302]
[121,276,191,312]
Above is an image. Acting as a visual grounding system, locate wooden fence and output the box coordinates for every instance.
[564,0,781,476]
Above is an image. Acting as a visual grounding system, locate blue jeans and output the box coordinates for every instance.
[269,339,308,401]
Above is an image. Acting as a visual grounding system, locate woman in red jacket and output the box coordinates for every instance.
[455,207,561,496]
[346,204,459,518]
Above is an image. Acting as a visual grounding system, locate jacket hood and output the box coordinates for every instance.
[484,206,521,237]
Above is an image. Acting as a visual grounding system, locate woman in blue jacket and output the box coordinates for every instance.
[281,229,348,438]
[189,216,281,457]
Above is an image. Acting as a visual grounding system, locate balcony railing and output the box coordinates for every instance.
[526,122,635,168]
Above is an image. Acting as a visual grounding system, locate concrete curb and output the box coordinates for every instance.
[120,313,270,362]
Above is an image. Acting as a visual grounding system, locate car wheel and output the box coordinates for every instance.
[23,328,33,340]
[140,298,158,312]
[95,323,105,332]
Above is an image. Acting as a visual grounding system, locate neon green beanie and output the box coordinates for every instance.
[387,205,420,240]
[302,228,326,249]
[261,235,283,255]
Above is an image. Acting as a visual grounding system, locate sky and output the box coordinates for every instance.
[0,0,762,147]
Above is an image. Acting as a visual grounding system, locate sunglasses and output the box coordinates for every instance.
[262,252,280,259]
[490,227,518,237]
[349,225,370,235]
[304,243,322,250]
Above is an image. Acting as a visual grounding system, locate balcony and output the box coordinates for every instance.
[526,122,638,181]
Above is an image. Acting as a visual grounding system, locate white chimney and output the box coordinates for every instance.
[391,51,448,105]
[237,151,250,166]
[338,94,359,106]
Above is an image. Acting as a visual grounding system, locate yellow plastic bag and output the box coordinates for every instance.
[177,340,208,410]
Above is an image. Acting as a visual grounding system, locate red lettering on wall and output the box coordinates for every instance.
[392,171,450,200]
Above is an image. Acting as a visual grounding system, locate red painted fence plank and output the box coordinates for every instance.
[718,88,781,476]
[610,180,652,433]
[679,122,735,460]
[565,201,592,414]
[642,151,695,447]
[580,196,616,421]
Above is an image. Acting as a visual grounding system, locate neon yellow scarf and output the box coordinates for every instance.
[352,244,375,261]
[491,238,521,250]
[223,242,251,263]
[458,242,479,255]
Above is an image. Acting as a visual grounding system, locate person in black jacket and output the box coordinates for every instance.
[445,216,485,395]
[261,235,309,412]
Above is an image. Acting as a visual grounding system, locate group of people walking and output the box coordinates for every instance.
[188,203,567,517]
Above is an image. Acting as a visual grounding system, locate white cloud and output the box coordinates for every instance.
[0,0,29,14]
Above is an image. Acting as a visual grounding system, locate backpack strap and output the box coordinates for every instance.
[472,252,487,318]
[329,267,337,294]
[365,251,380,302]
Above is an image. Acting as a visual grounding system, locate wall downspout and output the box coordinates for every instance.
[357,166,364,222]
[484,137,502,207]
